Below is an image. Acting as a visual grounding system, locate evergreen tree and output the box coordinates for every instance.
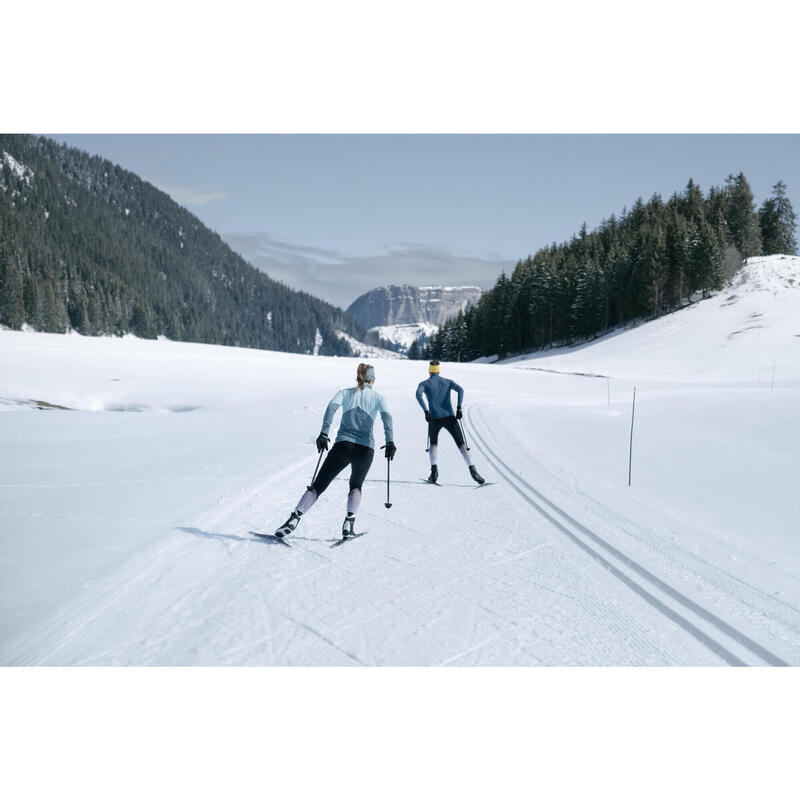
[759,180,797,255]
[724,173,762,258]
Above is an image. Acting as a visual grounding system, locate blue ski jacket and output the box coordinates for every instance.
[415,374,464,420]
[321,384,394,449]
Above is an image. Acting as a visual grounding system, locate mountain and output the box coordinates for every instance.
[346,284,481,352]
[423,175,797,362]
[0,135,365,356]
[346,284,482,329]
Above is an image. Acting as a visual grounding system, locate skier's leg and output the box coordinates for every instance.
[295,487,317,514]
[444,418,483,482]
[343,444,374,536]
[311,441,354,496]
[427,420,443,482]
[347,488,362,515]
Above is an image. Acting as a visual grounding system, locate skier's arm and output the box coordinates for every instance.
[320,389,344,436]
[378,395,395,445]
[450,380,464,407]
[415,381,428,412]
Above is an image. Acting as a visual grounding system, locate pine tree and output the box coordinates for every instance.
[724,173,762,258]
[759,180,797,255]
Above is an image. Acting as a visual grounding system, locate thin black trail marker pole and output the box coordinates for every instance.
[307,449,324,490]
[628,386,636,487]
[459,419,470,451]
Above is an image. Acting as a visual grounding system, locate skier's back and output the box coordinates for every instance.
[415,360,484,485]
[274,363,396,540]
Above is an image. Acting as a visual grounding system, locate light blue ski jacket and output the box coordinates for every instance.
[321,384,394,449]
[415,374,464,420]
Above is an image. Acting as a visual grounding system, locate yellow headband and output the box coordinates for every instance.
[429,364,440,374]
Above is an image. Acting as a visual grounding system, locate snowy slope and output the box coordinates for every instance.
[503,255,800,382]
[1,257,799,666]
[334,330,404,360]
[369,321,438,352]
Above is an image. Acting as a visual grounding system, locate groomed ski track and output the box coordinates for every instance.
[3,383,797,667]
[466,403,790,667]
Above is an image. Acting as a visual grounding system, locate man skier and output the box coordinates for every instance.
[275,363,396,539]
[416,360,484,485]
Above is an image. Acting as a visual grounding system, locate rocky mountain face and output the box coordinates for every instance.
[346,285,482,329]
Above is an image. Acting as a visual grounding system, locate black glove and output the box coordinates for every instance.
[456,406,463,420]
[316,433,329,453]
[424,410,431,422]
[384,441,397,460]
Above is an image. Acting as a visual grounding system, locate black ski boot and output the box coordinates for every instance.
[275,510,302,538]
[342,513,356,539]
[426,465,439,484]
[469,465,485,485]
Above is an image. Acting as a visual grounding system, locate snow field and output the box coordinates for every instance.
[1,256,799,664]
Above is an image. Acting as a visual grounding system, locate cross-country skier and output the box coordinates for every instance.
[416,360,484,485]
[275,363,396,539]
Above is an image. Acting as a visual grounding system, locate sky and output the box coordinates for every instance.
[52,135,800,309]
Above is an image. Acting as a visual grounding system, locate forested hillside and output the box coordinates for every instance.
[417,175,797,361]
[0,135,364,355]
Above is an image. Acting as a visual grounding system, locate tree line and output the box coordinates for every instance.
[0,134,369,356]
[411,174,797,362]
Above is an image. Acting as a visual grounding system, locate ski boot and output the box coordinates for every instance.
[342,513,356,539]
[469,465,485,485]
[275,510,302,538]
[426,465,439,484]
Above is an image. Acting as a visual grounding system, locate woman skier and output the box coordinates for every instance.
[416,360,484,485]
[275,363,396,539]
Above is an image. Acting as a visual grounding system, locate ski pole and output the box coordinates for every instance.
[385,455,392,508]
[459,419,470,451]
[425,430,430,453]
[307,448,324,490]
[379,445,392,508]
[628,387,636,487]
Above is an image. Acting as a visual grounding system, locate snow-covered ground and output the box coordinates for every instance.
[335,330,404,359]
[369,321,439,352]
[1,256,799,665]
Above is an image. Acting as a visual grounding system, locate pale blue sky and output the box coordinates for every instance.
[52,135,800,308]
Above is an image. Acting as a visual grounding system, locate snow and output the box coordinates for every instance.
[1,255,799,665]
[2,150,34,184]
[334,330,404,360]
[369,321,438,351]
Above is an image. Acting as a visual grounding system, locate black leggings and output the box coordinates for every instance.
[312,441,375,495]
[428,416,464,447]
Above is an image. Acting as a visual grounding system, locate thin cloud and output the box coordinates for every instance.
[146,177,230,207]
[224,232,514,310]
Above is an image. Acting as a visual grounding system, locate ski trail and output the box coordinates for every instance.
[467,402,790,666]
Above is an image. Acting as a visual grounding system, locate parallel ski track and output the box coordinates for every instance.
[466,403,789,667]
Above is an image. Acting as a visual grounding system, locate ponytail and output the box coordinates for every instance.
[356,363,375,390]
[356,363,370,390]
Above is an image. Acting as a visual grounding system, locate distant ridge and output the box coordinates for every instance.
[0,135,365,356]
[347,284,481,329]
